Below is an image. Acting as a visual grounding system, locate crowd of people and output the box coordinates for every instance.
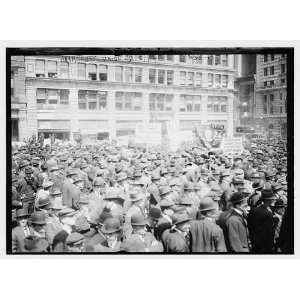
[10,135,290,253]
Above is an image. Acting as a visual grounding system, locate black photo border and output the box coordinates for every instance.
[6,46,294,255]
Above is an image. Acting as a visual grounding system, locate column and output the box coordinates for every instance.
[107,90,116,139]
[69,88,79,142]
[143,91,150,125]
[227,93,234,137]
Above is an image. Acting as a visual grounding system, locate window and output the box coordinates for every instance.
[98,92,107,110]
[48,61,57,78]
[270,66,274,75]
[149,93,173,111]
[60,62,69,79]
[158,69,165,84]
[270,80,274,86]
[98,65,107,81]
[36,88,46,104]
[180,71,186,85]
[270,94,274,114]
[264,68,268,76]
[78,90,106,110]
[125,67,133,82]
[208,73,214,87]
[149,55,156,60]
[215,74,221,88]
[281,78,286,85]
[195,72,202,86]
[280,106,283,114]
[78,90,87,110]
[47,89,59,104]
[215,55,221,65]
[222,75,228,88]
[187,72,194,86]
[158,55,165,61]
[263,95,268,114]
[135,68,142,83]
[115,66,123,82]
[115,92,142,111]
[167,70,174,85]
[87,64,96,80]
[222,55,228,66]
[149,69,156,84]
[271,54,275,61]
[281,64,286,74]
[36,88,69,108]
[264,54,268,62]
[115,92,123,110]
[207,96,227,113]
[179,55,186,63]
[180,95,201,112]
[264,81,268,87]
[207,55,214,65]
[78,63,86,80]
[35,60,45,77]
[167,55,174,61]
[11,71,14,96]
[60,90,69,104]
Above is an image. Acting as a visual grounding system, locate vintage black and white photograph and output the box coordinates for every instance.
[7,48,293,254]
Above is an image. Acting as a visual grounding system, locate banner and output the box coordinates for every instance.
[220,137,244,155]
[135,123,162,145]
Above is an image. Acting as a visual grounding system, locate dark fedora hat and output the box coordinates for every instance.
[229,192,247,205]
[172,213,191,226]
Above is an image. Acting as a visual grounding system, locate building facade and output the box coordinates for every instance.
[11,56,27,141]
[255,54,287,139]
[22,54,236,143]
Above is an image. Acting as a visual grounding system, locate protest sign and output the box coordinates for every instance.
[220,137,244,155]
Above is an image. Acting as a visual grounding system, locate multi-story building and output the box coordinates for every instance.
[11,56,27,141]
[21,54,236,143]
[255,54,287,139]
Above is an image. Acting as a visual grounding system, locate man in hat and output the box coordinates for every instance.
[93,217,123,252]
[103,188,125,223]
[66,232,85,252]
[64,175,83,210]
[85,210,113,251]
[49,165,64,191]
[62,168,78,208]
[123,214,163,252]
[12,208,34,252]
[124,190,146,237]
[190,198,227,253]
[30,211,49,241]
[17,166,39,214]
[247,189,277,253]
[219,192,250,253]
[12,174,22,209]
[162,213,191,253]
[248,180,265,209]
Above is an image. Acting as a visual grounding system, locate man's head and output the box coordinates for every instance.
[30,211,47,233]
[131,214,148,236]
[261,189,277,207]
[66,232,85,252]
[101,217,122,248]
[16,208,29,228]
[229,192,250,216]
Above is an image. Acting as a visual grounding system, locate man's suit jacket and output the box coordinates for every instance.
[223,209,250,253]
[190,218,227,253]
[248,204,275,253]
[12,226,34,253]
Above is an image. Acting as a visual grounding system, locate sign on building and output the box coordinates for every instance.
[135,123,162,145]
[220,137,244,155]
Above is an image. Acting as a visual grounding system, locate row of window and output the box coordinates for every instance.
[263,54,285,63]
[263,78,286,87]
[31,59,231,88]
[35,89,228,113]
[263,64,286,76]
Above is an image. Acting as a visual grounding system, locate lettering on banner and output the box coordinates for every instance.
[221,137,244,156]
